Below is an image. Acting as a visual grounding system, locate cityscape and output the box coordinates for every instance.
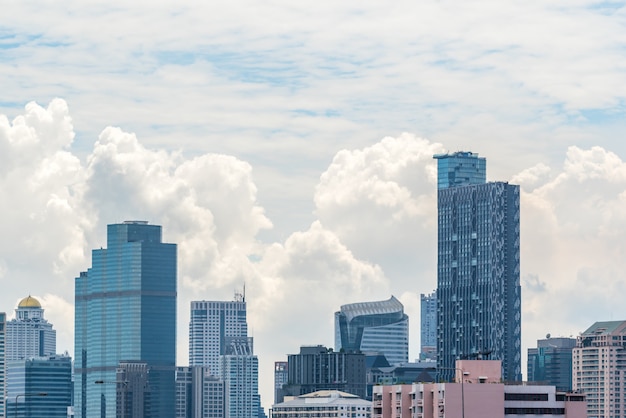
[2,1,626,417]
[0,151,623,417]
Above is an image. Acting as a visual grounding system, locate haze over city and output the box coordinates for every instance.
[2,0,626,409]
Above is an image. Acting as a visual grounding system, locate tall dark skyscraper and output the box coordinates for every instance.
[74,221,177,418]
[434,152,521,382]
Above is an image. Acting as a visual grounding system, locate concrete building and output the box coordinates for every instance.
[335,296,409,366]
[6,295,56,361]
[219,338,259,418]
[573,320,626,418]
[188,295,259,418]
[189,295,248,373]
[434,151,522,382]
[282,345,366,400]
[528,336,576,391]
[372,360,586,418]
[74,221,177,418]
[272,390,371,418]
[419,292,436,362]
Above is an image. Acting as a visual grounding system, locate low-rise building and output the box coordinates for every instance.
[372,360,586,418]
[272,390,371,418]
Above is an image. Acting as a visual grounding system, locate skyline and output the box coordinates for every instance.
[2,0,626,410]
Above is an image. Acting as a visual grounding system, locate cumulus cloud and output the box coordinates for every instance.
[520,145,626,343]
[314,133,444,287]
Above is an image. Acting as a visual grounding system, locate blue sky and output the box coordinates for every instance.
[1,0,626,408]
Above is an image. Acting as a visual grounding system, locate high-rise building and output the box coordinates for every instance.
[74,221,177,418]
[335,296,409,365]
[573,320,626,418]
[6,355,72,418]
[274,361,288,404]
[0,312,5,418]
[283,345,366,399]
[219,339,258,418]
[175,367,193,418]
[116,361,150,418]
[420,292,437,361]
[6,295,56,361]
[434,151,521,382]
[188,295,259,418]
[189,295,248,373]
[528,336,576,392]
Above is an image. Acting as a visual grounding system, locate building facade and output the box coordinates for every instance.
[274,361,288,404]
[419,292,437,361]
[272,390,371,418]
[0,312,5,418]
[335,296,409,365]
[189,295,248,373]
[74,221,177,418]
[572,320,626,418]
[188,295,259,418]
[528,336,576,392]
[372,360,586,418]
[6,355,72,418]
[6,296,56,361]
[283,345,366,399]
[219,340,258,418]
[434,151,522,382]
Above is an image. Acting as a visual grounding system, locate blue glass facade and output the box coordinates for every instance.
[334,296,409,365]
[0,312,5,418]
[75,221,177,418]
[6,355,72,418]
[528,337,575,391]
[435,152,521,382]
[433,151,486,189]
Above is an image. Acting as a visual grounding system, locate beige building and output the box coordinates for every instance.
[573,320,626,418]
[272,390,371,418]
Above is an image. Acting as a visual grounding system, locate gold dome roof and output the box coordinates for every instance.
[18,295,41,308]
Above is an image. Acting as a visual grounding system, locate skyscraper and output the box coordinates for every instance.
[6,295,56,361]
[419,292,437,361]
[434,151,521,382]
[528,335,576,392]
[74,221,177,418]
[189,295,248,373]
[188,295,259,418]
[0,312,5,418]
[335,296,409,365]
[573,320,626,418]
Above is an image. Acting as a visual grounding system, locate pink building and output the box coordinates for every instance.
[372,360,586,418]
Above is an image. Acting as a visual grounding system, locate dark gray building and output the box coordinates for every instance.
[281,345,366,401]
[434,152,521,382]
[528,336,576,392]
[420,292,437,361]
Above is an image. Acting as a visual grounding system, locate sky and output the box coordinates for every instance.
[2,0,626,409]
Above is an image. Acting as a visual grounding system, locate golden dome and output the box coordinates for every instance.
[18,295,41,308]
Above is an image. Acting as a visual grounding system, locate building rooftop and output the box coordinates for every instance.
[338,296,404,323]
[582,321,626,336]
[18,295,41,308]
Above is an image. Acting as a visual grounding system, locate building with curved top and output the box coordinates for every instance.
[335,296,409,365]
[6,295,56,361]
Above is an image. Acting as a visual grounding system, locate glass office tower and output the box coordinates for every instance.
[6,355,72,418]
[0,312,5,418]
[335,296,409,365]
[434,152,521,382]
[74,221,177,418]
